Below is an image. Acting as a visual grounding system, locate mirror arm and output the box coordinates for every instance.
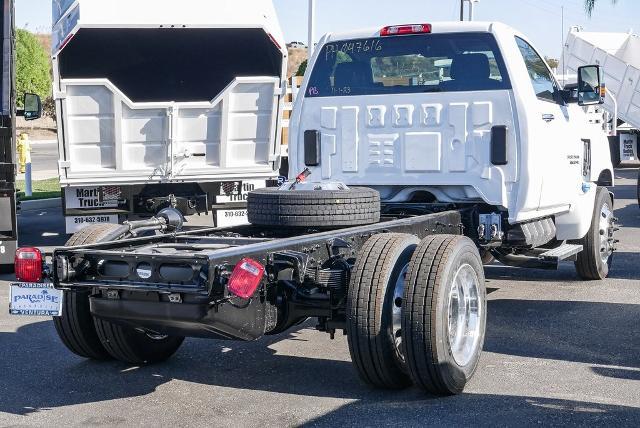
[559,89,577,104]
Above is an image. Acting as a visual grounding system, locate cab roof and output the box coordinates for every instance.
[321,21,512,44]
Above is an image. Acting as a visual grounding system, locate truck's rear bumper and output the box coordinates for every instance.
[90,296,270,341]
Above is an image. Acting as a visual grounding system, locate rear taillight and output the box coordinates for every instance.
[380,24,432,36]
[228,258,265,299]
[15,247,44,283]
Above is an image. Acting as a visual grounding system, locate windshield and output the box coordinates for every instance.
[306,32,511,98]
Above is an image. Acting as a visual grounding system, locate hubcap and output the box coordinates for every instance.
[447,264,482,367]
[599,202,615,265]
[392,264,409,363]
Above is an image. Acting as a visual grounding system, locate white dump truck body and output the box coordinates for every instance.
[291,22,614,240]
[52,0,286,233]
[562,27,640,164]
[562,27,640,129]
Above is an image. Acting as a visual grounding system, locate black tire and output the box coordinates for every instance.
[53,223,124,360]
[402,235,487,396]
[346,233,419,389]
[247,187,380,228]
[574,187,615,280]
[93,320,184,364]
[55,224,185,364]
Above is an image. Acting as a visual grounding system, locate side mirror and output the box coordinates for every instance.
[23,93,42,121]
[578,65,604,106]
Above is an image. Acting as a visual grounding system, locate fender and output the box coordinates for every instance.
[555,185,597,241]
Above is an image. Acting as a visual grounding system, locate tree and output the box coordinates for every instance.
[296,60,308,77]
[545,57,560,71]
[585,0,618,16]
[16,29,51,109]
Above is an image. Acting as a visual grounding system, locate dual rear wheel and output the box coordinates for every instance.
[58,225,486,393]
[53,224,184,364]
[347,233,486,396]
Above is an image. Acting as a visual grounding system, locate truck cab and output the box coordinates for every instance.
[290,21,615,276]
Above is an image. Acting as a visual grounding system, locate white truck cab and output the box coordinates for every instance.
[290,21,616,279]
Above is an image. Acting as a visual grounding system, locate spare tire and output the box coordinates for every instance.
[247,186,380,228]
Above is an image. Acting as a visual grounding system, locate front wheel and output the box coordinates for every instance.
[574,187,615,281]
[402,235,487,396]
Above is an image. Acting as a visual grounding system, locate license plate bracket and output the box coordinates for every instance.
[9,283,64,316]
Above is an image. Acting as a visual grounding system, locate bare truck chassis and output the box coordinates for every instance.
[53,205,462,342]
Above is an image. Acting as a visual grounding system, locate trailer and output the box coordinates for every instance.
[52,0,287,234]
[562,26,640,166]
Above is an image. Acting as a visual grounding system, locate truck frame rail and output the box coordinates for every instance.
[53,208,463,341]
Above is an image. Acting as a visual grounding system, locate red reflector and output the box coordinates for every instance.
[58,32,75,52]
[228,258,265,299]
[15,247,44,283]
[268,33,282,51]
[380,24,432,36]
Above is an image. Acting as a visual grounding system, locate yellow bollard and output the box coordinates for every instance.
[16,133,31,174]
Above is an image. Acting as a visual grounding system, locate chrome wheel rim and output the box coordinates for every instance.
[392,264,409,363]
[599,202,615,265]
[447,264,482,367]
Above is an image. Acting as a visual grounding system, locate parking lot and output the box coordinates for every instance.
[1,169,638,427]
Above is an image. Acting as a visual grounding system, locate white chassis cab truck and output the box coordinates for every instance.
[52,0,287,234]
[290,21,616,278]
[10,21,617,398]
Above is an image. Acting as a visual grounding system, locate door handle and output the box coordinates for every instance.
[542,113,555,122]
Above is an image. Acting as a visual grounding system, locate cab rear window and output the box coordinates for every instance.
[306,32,511,98]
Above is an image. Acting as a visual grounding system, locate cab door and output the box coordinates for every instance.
[515,37,583,212]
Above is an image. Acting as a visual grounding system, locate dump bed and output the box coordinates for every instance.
[52,0,286,185]
[562,27,640,129]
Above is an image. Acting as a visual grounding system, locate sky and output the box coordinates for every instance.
[15,0,639,58]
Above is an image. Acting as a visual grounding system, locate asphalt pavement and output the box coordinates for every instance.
[0,169,638,427]
[16,139,59,181]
